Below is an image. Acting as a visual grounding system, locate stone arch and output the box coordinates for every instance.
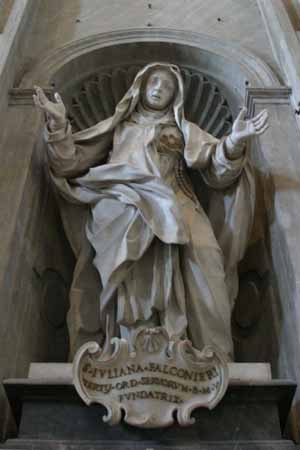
[23,28,280,99]
[22,28,280,145]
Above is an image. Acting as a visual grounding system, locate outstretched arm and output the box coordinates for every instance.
[34,87,67,131]
[34,87,112,178]
[225,107,269,159]
[199,107,269,189]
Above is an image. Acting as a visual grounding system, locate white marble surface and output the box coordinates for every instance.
[72,330,230,427]
[28,362,272,384]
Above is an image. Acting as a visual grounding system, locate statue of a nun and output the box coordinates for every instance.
[34,62,269,360]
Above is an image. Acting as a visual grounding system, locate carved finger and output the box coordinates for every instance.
[37,87,49,105]
[254,108,268,119]
[252,109,267,122]
[256,124,269,135]
[54,92,63,103]
[254,116,269,129]
[252,109,267,121]
[236,106,247,122]
[33,94,38,106]
[33,94,43,109]
[255,116,269,128]
[253,109,268,121]
[253,111,268,126]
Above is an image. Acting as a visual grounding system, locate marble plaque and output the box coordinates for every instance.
[73,327,229,428]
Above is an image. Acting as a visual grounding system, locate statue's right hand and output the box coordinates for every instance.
[33,86,66,130]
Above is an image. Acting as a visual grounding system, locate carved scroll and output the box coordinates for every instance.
[73,327,229,428]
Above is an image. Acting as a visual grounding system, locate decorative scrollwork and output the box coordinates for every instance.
[73,327,229,428]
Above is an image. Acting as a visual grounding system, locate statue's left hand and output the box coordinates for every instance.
[230,107,269,146]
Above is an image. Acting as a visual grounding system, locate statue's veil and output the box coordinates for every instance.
[73,62,186,142]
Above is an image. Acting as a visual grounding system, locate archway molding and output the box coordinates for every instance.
[22,28,280,109]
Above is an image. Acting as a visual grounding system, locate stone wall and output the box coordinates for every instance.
[1,0,300,442]
[18,0,282,84]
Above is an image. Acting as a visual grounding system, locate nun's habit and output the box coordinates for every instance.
[45,63,255,359]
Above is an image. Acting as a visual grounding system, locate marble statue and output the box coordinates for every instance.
[34,62,269,361]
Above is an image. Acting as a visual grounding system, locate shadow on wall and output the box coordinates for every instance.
[13,0,83,88]
[237,146,300,376]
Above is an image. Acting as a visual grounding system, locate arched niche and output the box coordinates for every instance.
[23,28,280,96]
[23,30,280,157]
[24,29,281,362]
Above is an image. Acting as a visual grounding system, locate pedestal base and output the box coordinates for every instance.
[0,363,297,450]
[0,439,297,450]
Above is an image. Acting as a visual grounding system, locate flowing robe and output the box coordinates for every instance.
[44,63,255,359]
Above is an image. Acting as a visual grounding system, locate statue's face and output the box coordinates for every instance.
[142,69,177,111]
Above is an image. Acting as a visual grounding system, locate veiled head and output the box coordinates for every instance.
[141,68,178,111]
